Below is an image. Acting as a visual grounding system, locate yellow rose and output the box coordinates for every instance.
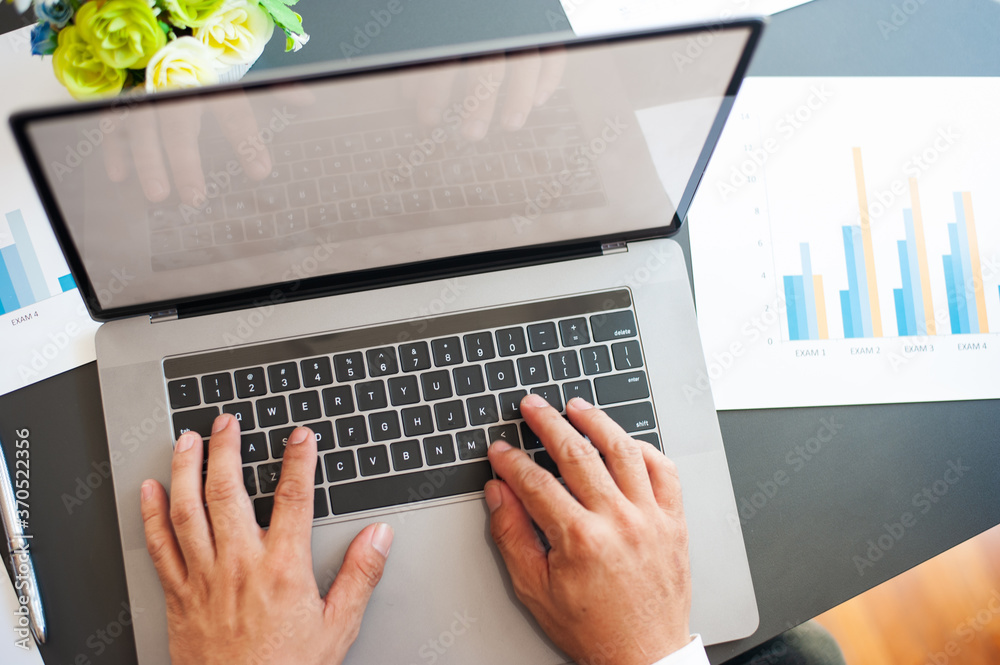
[194,0,273,67]
[145,36,221,92]
[163,0,225,28]
[75,0,168,70]
[52,25,126,100]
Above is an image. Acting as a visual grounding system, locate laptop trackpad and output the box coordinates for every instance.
[311,497,569,665]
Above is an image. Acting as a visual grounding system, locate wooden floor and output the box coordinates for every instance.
[814,524,1000,665]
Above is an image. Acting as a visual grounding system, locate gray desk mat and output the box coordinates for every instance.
[2,0,1000,663]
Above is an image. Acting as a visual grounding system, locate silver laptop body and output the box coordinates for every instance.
[13,22,762,664]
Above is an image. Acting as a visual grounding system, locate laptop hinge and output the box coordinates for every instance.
[149,309,178,324]
[601,241,628,255]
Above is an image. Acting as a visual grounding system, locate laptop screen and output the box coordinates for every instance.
[15,23,758,319]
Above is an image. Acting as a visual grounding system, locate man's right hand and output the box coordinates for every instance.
[485,395,693,665]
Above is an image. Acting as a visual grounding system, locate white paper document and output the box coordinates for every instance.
[688,77,1000,409]
[561,0,814,36]
[0,27,101,398]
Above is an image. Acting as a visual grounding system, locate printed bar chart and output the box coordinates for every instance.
[784,243,828,340]
[0,209,75,315]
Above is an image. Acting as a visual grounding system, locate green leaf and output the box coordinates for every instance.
[259,0,305,35]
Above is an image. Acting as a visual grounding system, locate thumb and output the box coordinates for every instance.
[324,523,393,637]
[486,480,549,598]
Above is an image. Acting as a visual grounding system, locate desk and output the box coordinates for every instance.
[1,1,999,663]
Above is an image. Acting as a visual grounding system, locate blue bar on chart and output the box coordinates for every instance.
[6,209,49,302]
[945,223,971,334]
[893,236,917,337]
[783,243,828,341]
[840,226,873,338]
[58,274,76,292]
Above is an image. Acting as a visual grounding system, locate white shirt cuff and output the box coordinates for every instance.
[648,635,710,665]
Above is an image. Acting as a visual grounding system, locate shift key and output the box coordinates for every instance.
[602,401,655,432]
[594,371,650,405]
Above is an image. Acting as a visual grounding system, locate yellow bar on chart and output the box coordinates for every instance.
[852,148,883,337]
[961,192,989,333]
[813,275,829,339]
[908,179,936,335]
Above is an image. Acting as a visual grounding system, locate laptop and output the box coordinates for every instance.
[12,21,762,664]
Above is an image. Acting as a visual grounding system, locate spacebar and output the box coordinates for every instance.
[328,462,493,515]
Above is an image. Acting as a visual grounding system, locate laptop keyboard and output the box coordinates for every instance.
[163,289,659,527]
[146,89,608,271]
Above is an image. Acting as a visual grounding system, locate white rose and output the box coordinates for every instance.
[194,0,274,67]
[145,37,221,92]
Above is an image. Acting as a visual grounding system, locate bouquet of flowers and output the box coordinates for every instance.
[6,0,308,98]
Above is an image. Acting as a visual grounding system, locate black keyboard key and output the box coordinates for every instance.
[562,380,594,406]
[173,406,219,439]
[485,360,517,390]
[527,322,559,352]
[401,406,434,437]
[314,488,330,519]
[549,351,581,380]
[305,420,336,451]
[366,347,398,377]
[594,371,650,405]
[369,411,401,442]
[391,440,423,471]
[268,363,300,392]
[355,381,388,411]
[254,497,274,527]
[241,432,267,463]
[453,365,485,396]
[388,375,420,406]
[457,429,489,460]
[520,422,542,450]
[256,396,288,427]
[423,435,456,466]
[325,451,357,482]
[499,390,527,421]
[258,462,282,493]
[635,432,661,451]
[358,445,391,476]
[496,327,527,356]
[336,416,368,446]
[531,385,563,412]
[431,337,463,366]
[591,310,638,342]
[222,402,255,431]
[322,386,355,416]
[201,373,234,403]
[243,466,257,496]
[488,423,520,448]
[517,355,549,385]
[434,401,466,431]
[399,341,431,372]
[467,395,499,426]
[534,450,561,477]
[301,357,333,386]
[290,390,322,421]
[269,427,296,458]
[234,367,266,398]
[581,346,612,375]
[328,461,492,515]
[603,401,655,432]
[420,370,453,401]
[168,379,201,409]
[334,352,366,381]
[463,332,496,361]
[612,340,644,370]
[559,318,590,346]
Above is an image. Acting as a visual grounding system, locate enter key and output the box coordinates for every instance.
[594,371,650,405]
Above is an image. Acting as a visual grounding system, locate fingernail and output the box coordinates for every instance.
[371,523,394,558]
[484,482,502,513]
[490,440,511,454]
[464,120,487,140]
[569,397,594,410]
[175,432,196,453]
[141,480,153,502]
[212,414,232,433]
[505,113,525,131]
[523,393,548,409]
[288,427,309,445]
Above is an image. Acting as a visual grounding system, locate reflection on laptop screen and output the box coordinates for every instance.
[23,27,752,311]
